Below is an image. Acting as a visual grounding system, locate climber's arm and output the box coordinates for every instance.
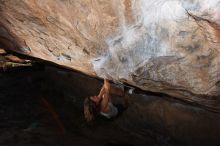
[100,79,111,112]
[98,86,105,98]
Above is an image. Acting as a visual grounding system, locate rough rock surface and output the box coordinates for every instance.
[0,0,220,111]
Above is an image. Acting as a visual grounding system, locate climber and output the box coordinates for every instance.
[84,79,127,124]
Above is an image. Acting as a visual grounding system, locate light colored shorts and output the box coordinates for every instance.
[100,103,118,119]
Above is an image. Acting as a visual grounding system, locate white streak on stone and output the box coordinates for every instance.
[91,0,219,81]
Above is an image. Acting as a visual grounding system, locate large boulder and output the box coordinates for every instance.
[0,0,220,111]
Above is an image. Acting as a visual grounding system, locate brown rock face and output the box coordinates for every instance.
[0,0,220,111]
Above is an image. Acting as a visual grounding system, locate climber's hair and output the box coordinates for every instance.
[84,97,98,124]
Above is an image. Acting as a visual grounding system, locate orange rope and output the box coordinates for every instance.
[40,97,66,134]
